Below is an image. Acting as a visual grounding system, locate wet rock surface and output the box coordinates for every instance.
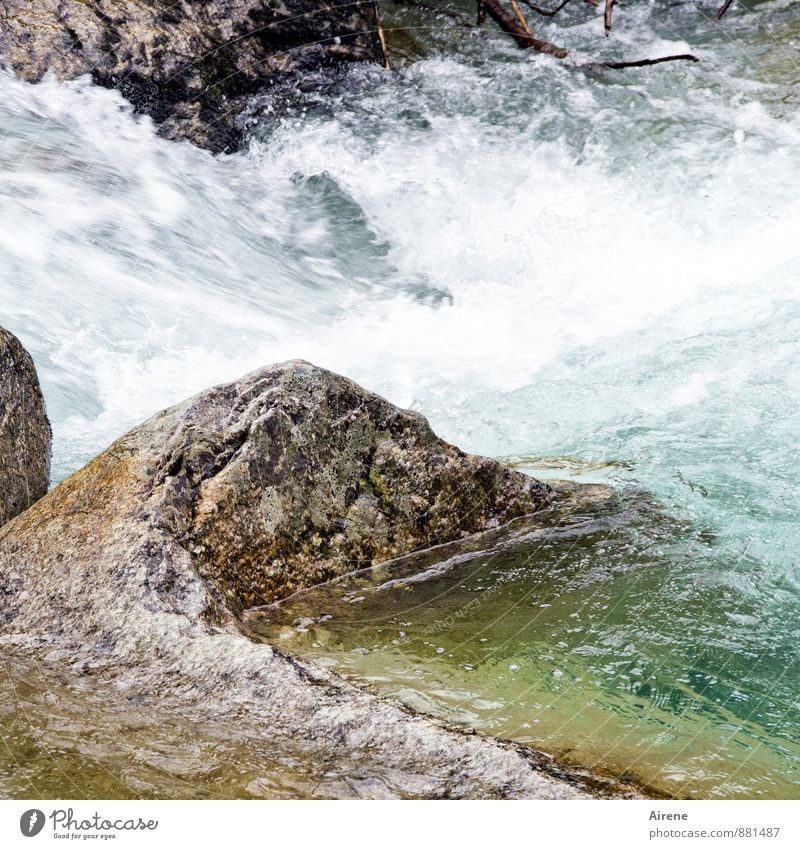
[0,1,386,152]
[0,326,50,527]
[0,360,639,798]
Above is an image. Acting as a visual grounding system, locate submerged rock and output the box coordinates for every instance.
[0,360,635,799]
[0,326,50,527]
[0,1,386,152]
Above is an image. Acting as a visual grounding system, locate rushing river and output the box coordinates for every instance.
[1,1,799,798]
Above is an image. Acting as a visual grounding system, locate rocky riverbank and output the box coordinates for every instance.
[0,1,386,152]
[0,355,642,798]
[0,327,50,527]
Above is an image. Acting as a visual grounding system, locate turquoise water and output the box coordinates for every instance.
[0,1,799,797]
[248,481,800,798]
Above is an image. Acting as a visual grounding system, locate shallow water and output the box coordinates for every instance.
[247,488,800,799]
[0,650,397,800]
[1,1,799,797]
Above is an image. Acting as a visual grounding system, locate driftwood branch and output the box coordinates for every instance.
[714,0,734,21]
[519,0,575,17]
[407,3,704,70]
[604,0,615,35]
[509,0,533,33]
[479,0,568,57]
[591,53,700,69]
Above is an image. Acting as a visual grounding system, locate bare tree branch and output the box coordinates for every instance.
[713,0,734,21]
[519,0,575,17]
[604,0,616,36]
[414,3,703,70]
[479,0,569,57]
[590,53,700,69]
[509,0,533,34]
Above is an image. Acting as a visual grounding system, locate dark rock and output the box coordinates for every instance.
[0,1,387,152]
[0,326,51,526]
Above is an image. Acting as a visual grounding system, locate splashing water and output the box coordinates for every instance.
[1,1,799,797]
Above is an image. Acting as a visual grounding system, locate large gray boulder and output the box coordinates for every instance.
[0,326,50,527]
[0,361,635,798]
[3,360,552,619]
[0,1,386,152]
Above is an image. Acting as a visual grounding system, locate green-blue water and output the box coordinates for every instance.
[248,477,800,798]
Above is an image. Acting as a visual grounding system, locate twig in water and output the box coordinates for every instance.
[519,0,575,16]
[478,0,569,56]
[590,53,700,69]
[509,0,533,33]
[713,0,734,21]
[604,0,615,35]
[472,3,698,70]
